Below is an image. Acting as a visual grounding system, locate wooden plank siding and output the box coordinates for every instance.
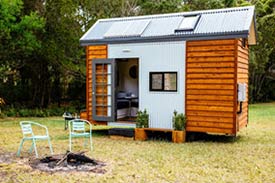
[186,39,241,135]
[86,45,108,125]
[236,39,249,130]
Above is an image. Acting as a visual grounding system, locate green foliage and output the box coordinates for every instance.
[0,112,6,118]
[136,109,149,128]
[139,0,184,14]
[0,0,86,108]
[172,110,186,131]
[0,0,44,61]
[183,0,224,10]
[249,0,275,102]
[5,108,17,117]
[2,106,74,117]
[0,0,46,107]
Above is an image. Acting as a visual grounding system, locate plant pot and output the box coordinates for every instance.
[135,128,147,141]
[80,111,87,120]
[172,130,186,143]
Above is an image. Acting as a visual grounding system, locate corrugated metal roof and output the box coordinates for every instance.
[104,19,151,38]
[80,6,256,45]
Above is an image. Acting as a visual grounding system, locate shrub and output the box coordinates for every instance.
[136,109,149,128]
[172,110,186,131]
[18,109,30,117]
[34,109,47,117]
[6,108,17,117]
[1,103,81,118]
[47,107,64,116]
[0,112,6,118]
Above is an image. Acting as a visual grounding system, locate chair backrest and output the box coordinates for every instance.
[20,121,34,137]
[70,119,91,133]
[72,121,85,132]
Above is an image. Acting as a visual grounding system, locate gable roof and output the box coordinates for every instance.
[80,6,256,46]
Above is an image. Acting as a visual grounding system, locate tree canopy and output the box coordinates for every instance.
[0,0,274,109]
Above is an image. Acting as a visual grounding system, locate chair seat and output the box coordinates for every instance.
[71,132,90,137]
[24,135,49,140]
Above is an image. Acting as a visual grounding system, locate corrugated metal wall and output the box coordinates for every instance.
[108,41,185,129]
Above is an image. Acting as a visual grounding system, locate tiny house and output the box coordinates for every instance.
[80,6,256,135]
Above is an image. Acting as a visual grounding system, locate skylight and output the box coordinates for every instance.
[175,15,200,32]
[104,19,151,38]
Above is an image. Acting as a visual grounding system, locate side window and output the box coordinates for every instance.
[149,72,177,92]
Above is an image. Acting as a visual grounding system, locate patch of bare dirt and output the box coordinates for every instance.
[0,152,16,164]
[29,152,107,174]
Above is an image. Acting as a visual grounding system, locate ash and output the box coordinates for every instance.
[29,152,106,174]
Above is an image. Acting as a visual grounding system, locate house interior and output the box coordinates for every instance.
[116,58,139,121]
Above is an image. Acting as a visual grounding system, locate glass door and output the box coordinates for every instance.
[92,59,116,121]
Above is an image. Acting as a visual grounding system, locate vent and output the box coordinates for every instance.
[104,19,151,38]
[175,15,200,32]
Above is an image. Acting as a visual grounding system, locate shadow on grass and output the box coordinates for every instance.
[54,129,239,143]
[145,131,238,143]
[186,132,239,143]
[92,129,109,137]
[146,131,172,142]
[53,129,109,140]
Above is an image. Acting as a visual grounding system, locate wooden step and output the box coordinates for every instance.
[107,122,136,128]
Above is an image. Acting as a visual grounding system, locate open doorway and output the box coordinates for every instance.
[116,58,139,122]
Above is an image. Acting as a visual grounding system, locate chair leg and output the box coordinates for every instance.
[84,137,87,147]
[29,141,34,153]
[32,139,38,158]
[64,120,67,130]
[69,134,72,152]
[48,138,53,155]
[17,139,25,157]
[90,134,93,151]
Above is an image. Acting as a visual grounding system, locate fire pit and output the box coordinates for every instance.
[29,151,106,173]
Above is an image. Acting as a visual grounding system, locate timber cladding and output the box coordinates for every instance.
[86,45,107,124]
[237,39,249,130]
[186,39,248,135]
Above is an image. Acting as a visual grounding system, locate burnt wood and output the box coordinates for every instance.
[40,151,97,167]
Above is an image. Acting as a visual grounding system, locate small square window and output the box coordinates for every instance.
[164,73,177,91]
[150,72,177,92]
[151,74,163,90]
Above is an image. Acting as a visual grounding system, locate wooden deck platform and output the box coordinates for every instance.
[135,128,186,143]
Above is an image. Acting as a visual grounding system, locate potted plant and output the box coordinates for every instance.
[135,109,149,141]
[172,110,186,143]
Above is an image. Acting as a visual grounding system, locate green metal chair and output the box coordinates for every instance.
[69,119,92,152]
[17,121,53,158]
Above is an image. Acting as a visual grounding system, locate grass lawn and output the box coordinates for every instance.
[0,103,275,182]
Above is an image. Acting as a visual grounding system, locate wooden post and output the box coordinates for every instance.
[135,128,147,141]
[172,130,186,143]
